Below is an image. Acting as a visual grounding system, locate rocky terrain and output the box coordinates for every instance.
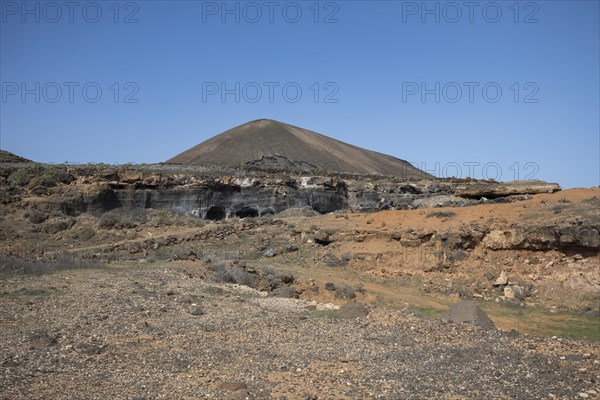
[1,263,599,399]
[0,156,598,399]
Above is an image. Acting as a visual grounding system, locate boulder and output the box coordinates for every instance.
[269,286,299,299]
[337,300,369,319]
[313,230,331,245]
[504,286,515,299]
[441,301,496,329]
[493,271,509,286]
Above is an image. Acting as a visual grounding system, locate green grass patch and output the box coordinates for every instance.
[542,320,600,341]
[480,301,600,342]
[408,305,445,318]
[6,287,64,299]
[308,309,338,319]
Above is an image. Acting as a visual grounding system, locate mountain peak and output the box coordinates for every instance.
[166,120,431,178]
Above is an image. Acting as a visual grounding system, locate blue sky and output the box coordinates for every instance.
[1,0,598,188]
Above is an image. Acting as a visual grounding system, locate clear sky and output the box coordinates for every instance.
[1,0,598,188]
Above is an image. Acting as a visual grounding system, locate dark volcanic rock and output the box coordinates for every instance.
[441,301,496,330]
[269,286,299,299]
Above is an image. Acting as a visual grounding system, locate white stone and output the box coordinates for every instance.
[494,271,509,286]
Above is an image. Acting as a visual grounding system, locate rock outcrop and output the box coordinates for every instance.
[3,165,563,221]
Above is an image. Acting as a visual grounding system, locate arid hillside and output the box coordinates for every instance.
[0,163,598,399]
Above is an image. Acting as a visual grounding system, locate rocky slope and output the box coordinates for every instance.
[0,150,32,164]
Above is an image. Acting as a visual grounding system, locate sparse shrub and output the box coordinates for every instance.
[256,264,276,276]
[99,214,120,229]
[40,166,60,186]
[78,226,96,241]
[157,210,168,219]
[356,283,367,294]
[211,264,254,288]
[0,254,99,275]
[334,284,356,299]
[97,211,137,229]
[8,168,32,186]
[426,210,457,218]
[28,210,47,224]
[44,218,75,234]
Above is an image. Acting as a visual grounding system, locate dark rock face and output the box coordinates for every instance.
[85,179,555,219]
[14,165,563,223]
[83,184,348,220]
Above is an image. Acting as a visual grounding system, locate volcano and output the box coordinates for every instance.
[166,119,431,178]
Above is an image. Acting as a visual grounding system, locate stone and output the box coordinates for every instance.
[493,271,508,286]
[504,286,515,299]
[218,382,247,392]
[265,248,276,257]
[337,300,369,319]
[441,301,496,329]
[190,307,205,316]
[313,230,331,245]
[511,284,530,300]
[269,286,299,299]
[340,252,353,262]
[323,253,343,267]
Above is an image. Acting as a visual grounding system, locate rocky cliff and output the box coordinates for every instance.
[1,164,560,220]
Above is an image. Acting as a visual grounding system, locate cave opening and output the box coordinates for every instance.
[236,206,259,219]
[206,206,226,221]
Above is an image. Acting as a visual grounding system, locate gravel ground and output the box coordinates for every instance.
[1,263,599,400]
